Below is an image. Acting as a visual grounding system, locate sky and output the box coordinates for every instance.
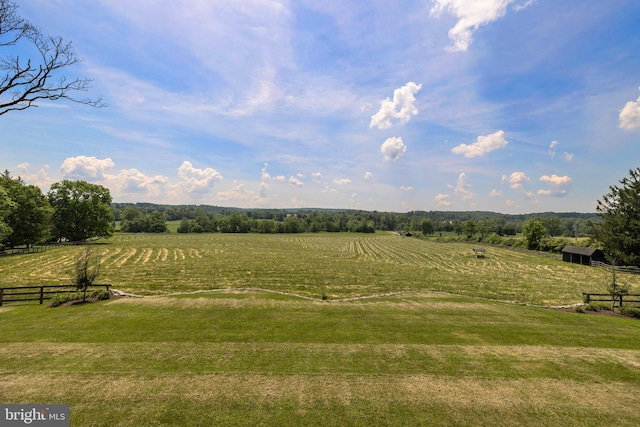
[1,0,640,213]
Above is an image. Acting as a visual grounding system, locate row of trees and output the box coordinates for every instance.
[0,171,114,247]
[175,211,375,234]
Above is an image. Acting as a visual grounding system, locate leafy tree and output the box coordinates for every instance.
[177,217,191,233]
[420,218,434,235]
[0,185,16,242]
[0,0,102,115]
[48,180,114,242]
[521,219,548,250]
[462,220,476,239]
[0,171,51,247]
[595,168,640,265]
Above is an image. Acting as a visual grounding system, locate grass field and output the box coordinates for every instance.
[1,232,640,426]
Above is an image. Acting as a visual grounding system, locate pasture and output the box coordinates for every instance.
[1,232,640,426]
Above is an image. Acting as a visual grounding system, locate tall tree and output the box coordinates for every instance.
[522,219,548,250]
[596,168,640,266]
[0,183,16,242]
[0,0,102,115]
[0,171,52,247]
[48,180,114,242]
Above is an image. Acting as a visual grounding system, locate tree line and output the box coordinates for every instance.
[0,171,114,248]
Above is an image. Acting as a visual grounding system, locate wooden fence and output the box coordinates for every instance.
[582,292,640,307]
[0,243,64,257]
[0,284,111,306]
[590,260,640,275]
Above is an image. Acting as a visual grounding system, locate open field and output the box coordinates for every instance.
[1,233,640,425]
[1,232,638,305]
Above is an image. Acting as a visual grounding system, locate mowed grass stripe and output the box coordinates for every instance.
[1,342,639,382]
[3,373,640,427]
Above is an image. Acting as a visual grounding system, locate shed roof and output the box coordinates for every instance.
[561,245,601,256]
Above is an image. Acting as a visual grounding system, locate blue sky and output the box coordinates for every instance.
[2,0,640,213]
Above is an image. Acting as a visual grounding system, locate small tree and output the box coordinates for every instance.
[74,247,100,302]
[605,263,629,312]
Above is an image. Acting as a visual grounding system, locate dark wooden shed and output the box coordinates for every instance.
[561,246,605,266]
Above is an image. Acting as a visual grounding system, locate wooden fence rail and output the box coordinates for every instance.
[582,292,640,307]
[590,261,640,275]
[0,284,111,306]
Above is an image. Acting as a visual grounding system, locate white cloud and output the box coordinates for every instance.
[380,137,407,161]
[60,156,115,180]
[400,186,414,191]
[349,193,359,204]
[370,82,422,129]
[363,171,373,180]
[435,193,451,207]
[312,172,322,183]
[217,181,258,203]
[273,175,286,182]
[288,176,304,187]
[261,163,271,181]
[538,174,571,197]
[333,178,351,186]
[502,171,529,189]
[619,88,640,130]
[111,168,168,196]
[454,172,474,200]
[489,189,502,197]
[451,130,508,158]
[563,152,574,161]
[177,161,223,193]
[431,0,518,52]
[548,140,558,158]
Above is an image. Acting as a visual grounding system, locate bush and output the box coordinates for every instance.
[48,292,84,307]
[91,289,111,300]
[574,305,585,313]
[619,306,640,319]
[584,302,611,312]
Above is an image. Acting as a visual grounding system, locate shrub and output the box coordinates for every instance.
[91,289,111,300]
[48,292,84,308]
[574,305,585,313]
[619,306,640,319]
[585,302,611,312]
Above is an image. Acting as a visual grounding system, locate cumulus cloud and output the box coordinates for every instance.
[451,130,508,158]
[380,137,407,161]
[363,171,373,180]
[455,172,474,200]
[431,0,520,52]
[370,82,422,129]
[400,186,414,191]
[312,172,322,183]
[112,168,168,196]
[177,160,223,193]
[261,163,271,181]
[502,171,530,189]
[489,189,502,197]
[61,156,115,179]
[288,176,304,187]
[435,193,451,207]
[333,178,351,186]
[619,88,640,130]
[538,174,572,197]
[217,181,257,203]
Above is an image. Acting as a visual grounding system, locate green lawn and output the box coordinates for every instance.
[1,233,639,426]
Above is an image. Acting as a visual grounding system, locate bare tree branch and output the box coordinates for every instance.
[0,0,104,115]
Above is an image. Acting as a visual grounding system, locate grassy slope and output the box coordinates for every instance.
[1,233,640,426]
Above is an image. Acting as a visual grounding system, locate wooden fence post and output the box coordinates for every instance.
[0,288,3,307]
[39,286,44,305]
